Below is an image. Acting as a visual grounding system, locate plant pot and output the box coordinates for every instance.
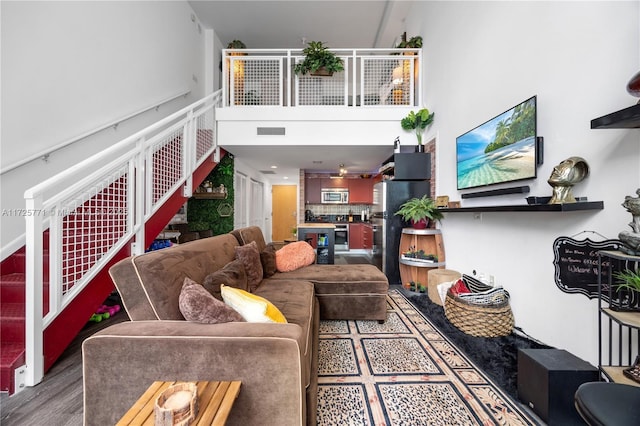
[310,66,333,77]
[411,218,429,229]
[415,144,425,153]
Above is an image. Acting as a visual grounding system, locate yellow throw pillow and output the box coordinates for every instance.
[220,284,287,323]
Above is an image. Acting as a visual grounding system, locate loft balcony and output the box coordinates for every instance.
[222,48,422,108]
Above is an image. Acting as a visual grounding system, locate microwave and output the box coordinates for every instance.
[321,188,349,204]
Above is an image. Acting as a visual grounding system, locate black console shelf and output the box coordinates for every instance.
[591,103,640,129]
[440,201,604,213]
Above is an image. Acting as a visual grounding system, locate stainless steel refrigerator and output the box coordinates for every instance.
[372,180,431,285]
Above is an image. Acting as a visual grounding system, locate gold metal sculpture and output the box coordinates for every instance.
[547,156,590,204]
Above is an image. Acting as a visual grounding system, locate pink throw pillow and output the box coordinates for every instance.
[276,241,316,272]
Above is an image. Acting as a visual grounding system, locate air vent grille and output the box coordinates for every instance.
[257,127,286,135]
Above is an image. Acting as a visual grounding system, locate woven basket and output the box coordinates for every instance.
[445,290,514,337]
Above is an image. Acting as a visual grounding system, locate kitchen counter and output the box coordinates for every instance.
[297,223,335,264]
[297,223,336,228]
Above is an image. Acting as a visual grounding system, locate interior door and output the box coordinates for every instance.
[272,185,297,241]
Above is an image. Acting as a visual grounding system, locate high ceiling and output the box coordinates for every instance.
[189,0,410,49]
[189,0,413,182]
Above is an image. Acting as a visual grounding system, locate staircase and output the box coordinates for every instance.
[0,92,222,394]
[1,247,34,394]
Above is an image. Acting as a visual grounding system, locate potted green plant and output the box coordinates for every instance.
[396,34,423,49]
[293,41,344,76]
[227,40,246,49]
[395,195,443,228]
[401,108,434,151]
[613,268,640,311]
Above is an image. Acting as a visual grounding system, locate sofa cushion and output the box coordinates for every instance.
[231,226,267,252]
[235,241,263,292]
[221,284,287,323]
[261,243,277,278]
[203,259,248,300]
[254,279,316,388]
[270,264,389,293]
[268,264,388,321]
[179,277,245,323]
[109,234,240,320]
[276,241,316,272]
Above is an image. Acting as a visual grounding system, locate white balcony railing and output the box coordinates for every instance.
[222,48,422,108]
[23,91,222,387]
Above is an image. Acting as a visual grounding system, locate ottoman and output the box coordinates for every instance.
[267,264,389,322]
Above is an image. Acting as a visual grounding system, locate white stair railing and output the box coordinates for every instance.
[22,90,222,387]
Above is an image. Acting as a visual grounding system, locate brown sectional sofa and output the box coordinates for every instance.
[82,226,388,425]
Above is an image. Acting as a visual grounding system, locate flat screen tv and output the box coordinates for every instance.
[456,96,537,190]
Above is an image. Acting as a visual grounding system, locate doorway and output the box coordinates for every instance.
[272,185,297,242]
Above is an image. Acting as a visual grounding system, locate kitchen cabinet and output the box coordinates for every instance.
[305,177,322,204]
[321,177,348,189]
[349,223,364,249]
[379,152,431,180]
[349,223,373,251]
[348,179,373,204]
[362,223,372,250]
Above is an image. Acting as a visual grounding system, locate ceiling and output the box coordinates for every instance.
[189,0,413,182]
[189,0,410,49]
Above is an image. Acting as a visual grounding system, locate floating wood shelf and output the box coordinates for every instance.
[591,103,640,129]
[439,201,604,213]
[192,192,227,200]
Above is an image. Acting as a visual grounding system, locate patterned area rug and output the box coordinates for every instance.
[317,289,539,425]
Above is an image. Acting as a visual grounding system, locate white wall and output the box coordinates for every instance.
[0,1,206,252]
[406,1,640,365]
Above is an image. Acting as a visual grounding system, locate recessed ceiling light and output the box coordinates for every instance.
[283,176,289,180]
[271,165,278,169]
[312,161,323,164]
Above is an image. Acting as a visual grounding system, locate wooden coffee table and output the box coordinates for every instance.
[117,380,241,425]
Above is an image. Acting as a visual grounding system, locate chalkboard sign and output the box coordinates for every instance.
[553,236,620,299]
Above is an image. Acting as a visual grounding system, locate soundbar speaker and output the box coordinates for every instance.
[461,186,530,199]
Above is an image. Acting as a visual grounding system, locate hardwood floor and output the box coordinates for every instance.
[0,313,128,426]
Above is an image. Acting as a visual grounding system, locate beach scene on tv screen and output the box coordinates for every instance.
[457,97,536,190]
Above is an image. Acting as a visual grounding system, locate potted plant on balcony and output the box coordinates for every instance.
[293,41,344,76]
[395,195,443,229]
[401,108,434,152]
[395,33,423,49]
[227,39,246,49]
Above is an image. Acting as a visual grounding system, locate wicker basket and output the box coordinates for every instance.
[444,290,514,337]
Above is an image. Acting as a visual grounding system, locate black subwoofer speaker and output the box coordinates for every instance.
[517,348,599,425]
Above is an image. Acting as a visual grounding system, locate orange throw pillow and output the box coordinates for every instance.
[275,241,316,272]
